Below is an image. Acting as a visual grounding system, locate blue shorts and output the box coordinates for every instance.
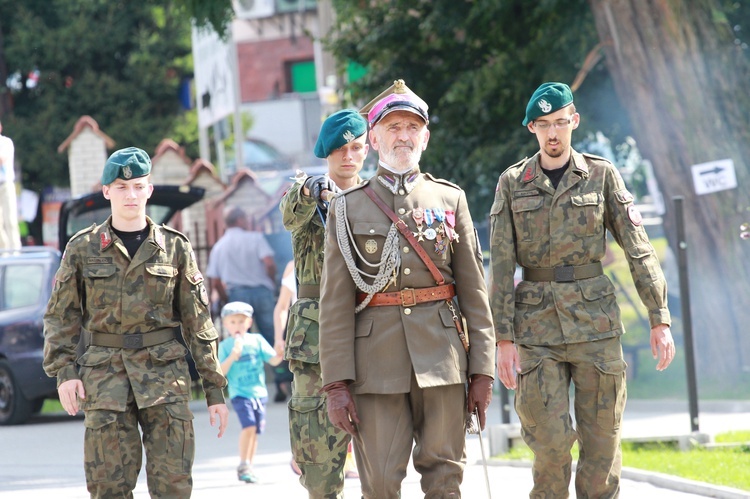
[231,396,268,433]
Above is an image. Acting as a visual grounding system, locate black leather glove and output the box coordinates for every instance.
[322,381,360,435]
[467,374,493,430]
[304,175,339,208]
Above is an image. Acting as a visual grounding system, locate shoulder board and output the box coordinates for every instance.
[161,224,189,241]
[581,152,612,163]
[423,172,461,190]
[68,223,97,245]
[501,157,529,179]
[338,178,370,197]
[509,157,528,169]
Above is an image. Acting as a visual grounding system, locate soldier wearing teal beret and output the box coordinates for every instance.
[44,145,230,497]
[279,109,369,497]
[491,83,675,497]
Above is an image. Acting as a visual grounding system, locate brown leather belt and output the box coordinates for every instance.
[90,328,177,349]
[357,284,456,307]
[297,284,320,299]
[522,262,603,282]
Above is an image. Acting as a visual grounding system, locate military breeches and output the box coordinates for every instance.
[288,359,349,499]
[515,337,627,499]
[352,372,466,499]
[83,400,195,499]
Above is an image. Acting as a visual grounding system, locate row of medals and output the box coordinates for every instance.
[412,207,459,255]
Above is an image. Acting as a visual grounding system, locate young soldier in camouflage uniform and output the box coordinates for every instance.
[279,109,369,498]
[319,81,496,498]
[490,82,676,498]
[43,147,229,498]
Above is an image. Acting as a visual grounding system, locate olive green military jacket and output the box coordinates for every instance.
[279,178,327,363]
[489,150,671,346]
[43,216,227,410]
[319,166,495,394]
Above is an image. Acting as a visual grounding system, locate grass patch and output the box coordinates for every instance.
[495,432,750,491]
[41,399,64,414]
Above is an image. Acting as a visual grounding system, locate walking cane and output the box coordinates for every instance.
[473,409,493,499]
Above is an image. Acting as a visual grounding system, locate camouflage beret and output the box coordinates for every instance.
[221,301,254,319]
[314,109,367,159]
[522,82,574,126]
[101,147,152,185]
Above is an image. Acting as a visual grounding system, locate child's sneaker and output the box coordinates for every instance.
[237,464,258,483]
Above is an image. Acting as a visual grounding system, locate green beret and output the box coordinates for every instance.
[522,82,574,126]
[101,147,152,185]
[314,109,367,159]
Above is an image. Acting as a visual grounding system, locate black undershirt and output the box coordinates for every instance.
[112,226,149,258]
[541,160,570,190]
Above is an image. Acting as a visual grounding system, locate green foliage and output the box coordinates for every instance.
[327,0,629,220]
[0,1,197,192]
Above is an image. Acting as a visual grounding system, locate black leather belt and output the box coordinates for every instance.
[297,284,320,299]
[522,262,603,282]
[90,328,177,349]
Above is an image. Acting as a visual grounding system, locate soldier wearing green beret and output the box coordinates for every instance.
[279,109,369,498]
[43,146,229,498]
[490,82,676,497]
[318,81,496,497]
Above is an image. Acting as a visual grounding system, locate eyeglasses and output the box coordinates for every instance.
[532,116,574,132]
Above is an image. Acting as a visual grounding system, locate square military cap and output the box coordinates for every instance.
[101,147,152,185]
[359,79,429,126]
[522,82,574,126]
[314,109,367,158]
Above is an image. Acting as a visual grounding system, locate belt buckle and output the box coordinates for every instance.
[554,266,575,283]
[400,288,417,307]
[122,334,143,349]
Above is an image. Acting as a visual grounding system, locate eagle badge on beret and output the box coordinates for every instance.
[538,99,552,113]
[123,165,133,179]
[343,130,355,143]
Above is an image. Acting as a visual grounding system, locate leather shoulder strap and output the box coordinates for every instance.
[362,185,445,285]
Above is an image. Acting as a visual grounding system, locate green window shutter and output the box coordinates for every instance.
[290,60,316,93]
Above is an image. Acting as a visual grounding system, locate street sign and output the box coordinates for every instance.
[191,25,236,129]
[690,158,737,195]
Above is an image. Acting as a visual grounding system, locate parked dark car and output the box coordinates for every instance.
[0,185,206,425]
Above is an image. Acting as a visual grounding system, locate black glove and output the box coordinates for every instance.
[467,374,493,430]
[304,175,339,208]
[322,381,359,435]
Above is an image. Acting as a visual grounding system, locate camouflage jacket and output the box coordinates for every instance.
[489,150,671,345]
[319,166,496,393]
[279,177,327,363]
[43,216,227,409]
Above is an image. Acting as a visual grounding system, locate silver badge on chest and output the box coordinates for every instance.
[365,239,378,254]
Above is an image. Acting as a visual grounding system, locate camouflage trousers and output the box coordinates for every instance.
[288,359,349,499]
[515,337,627,499]
[83,400,195,498]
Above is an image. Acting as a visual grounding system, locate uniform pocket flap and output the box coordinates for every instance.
[352,222,391,237]
[615,189,635,204]
[515,281,543,305]
[519,357,543,376]
[626,242,653,259]
[439,308,456,328]
[83,410,118,429]
[580,275,616,302]
[594,358,627,375]
[84,265,117,279]
[355,318,373,338]
[511,196,543,212]
[195,328,219,342]
[289,396,325,413]
[571,192,602,207]
[165,403,195,421]
[300,306,319,322]
[146,264,177,278]
[148,340,188,363]
[489,198,505,215]
[77,347,111,367]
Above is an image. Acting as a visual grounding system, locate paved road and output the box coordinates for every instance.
[1,395,748,498]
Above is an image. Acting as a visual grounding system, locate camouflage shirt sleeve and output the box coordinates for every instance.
[173,235,227,406]
[43,244,85,386]
[489,172,518,342]
[603,164,671,327]
[280,177,319,232]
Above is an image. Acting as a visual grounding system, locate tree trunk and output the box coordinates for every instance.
[588,0,750,380]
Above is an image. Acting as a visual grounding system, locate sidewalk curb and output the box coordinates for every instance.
[486,459,750,499]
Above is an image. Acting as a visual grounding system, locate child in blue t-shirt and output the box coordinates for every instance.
[218,301,282,484]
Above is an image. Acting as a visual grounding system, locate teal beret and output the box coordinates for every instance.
[314,109,367,159]
[101,147,152,185]
[522,82,574,126]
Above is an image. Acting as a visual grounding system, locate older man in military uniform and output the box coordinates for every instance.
[279,109,369,498]
[319,81,496,498]
[490,82,676,498]
[43,147,229,498]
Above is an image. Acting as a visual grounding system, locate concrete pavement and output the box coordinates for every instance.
[1,394,749,498]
